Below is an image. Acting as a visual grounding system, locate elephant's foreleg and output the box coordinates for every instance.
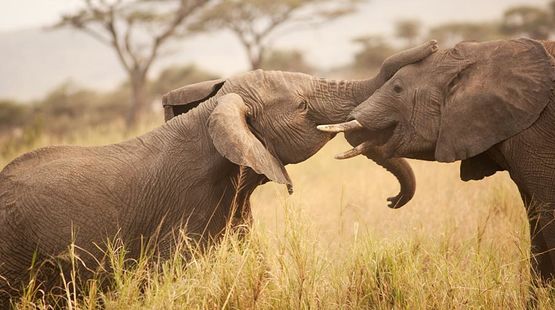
[524,191,555,283]
[529,215,555,283]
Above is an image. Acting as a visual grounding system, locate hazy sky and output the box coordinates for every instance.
[0,0,550,100]
[1,0,80,31]
[1,0,548,32]
[1,0,549,71]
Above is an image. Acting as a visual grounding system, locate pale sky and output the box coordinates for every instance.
[0,0,82,31]
[1,0,549,70]
[0,0,550,100]
[1,0,548,32]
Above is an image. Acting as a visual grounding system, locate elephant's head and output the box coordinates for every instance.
[163,41,438,194]
[320,38,555,202]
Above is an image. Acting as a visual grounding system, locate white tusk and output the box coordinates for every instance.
[334,141,373,160]
[317,120,363,133]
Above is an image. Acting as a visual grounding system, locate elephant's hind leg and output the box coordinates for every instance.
[0,250,32,307]
[0,205,41,305]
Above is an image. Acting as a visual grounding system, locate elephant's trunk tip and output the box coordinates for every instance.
[387,195,407,209]
[430,40,439,52]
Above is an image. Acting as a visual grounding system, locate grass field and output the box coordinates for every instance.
[3,119,555,309]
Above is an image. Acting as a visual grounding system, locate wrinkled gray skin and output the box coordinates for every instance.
[323,38,555,283]
[0,41,437,304]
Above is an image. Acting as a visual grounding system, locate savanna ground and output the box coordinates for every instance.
[2,116,554,309]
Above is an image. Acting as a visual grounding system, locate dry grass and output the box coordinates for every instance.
[2,121,555,309]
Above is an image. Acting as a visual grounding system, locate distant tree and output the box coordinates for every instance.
[260,49,316,73]
[39,82,97,119]
[351,35,394,74]
[151,64,219,96]
[429,22,503,47]
[36,82,117,136]
[500,5,553,39]
[395,19,421,46]
[0,100,29,132]
[550,0,555,21]
[56,0,211,128]
[192,0,360,70]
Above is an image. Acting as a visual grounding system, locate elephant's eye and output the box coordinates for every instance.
[298,100,308,111]
[393,85,403,93]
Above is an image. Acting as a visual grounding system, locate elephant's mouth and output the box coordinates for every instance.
[317,120,398,159]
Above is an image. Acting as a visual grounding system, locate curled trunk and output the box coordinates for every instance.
[338,42,437,207]
[320,122,417,209]
[363,148,415,209]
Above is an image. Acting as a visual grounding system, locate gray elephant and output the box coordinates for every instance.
[0,41,437,304]
[319,38,555,282]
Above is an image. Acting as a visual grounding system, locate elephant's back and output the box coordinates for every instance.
[0,145,123,237]
[0,145,131,186]
[0,145,124,260]
[0,145,86,177]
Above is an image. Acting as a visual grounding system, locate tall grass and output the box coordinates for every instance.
[2,121,554,309]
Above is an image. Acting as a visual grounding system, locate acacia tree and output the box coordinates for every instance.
[500,5,553,39]
[193,0,359,70]
[260,49,315,73]
[351,35,394,74]
[395,19,421,47]
[429,22,503,47]
[57,0,211,128]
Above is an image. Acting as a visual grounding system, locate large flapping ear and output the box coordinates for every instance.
[435,38,555,162]
[162,79,225,121]
[208,93,293,189]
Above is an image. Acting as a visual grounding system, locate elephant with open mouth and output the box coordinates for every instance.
[0,41,437,304]
[319,38,555,283]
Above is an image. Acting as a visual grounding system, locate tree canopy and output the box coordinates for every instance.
[500,5,554,39]
[57,0,212,127]
[192,0,360,69]
[395,19,422,47]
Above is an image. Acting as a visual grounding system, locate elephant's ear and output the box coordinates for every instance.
[435,38,555,162]
[162,78,225,121]
[208,93,292,188]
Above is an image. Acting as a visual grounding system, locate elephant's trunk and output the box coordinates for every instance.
[351,72,389,104]
[317,122,416,209]
[341,138,415,209]
[362,149,415,209]
[316,41,437,207]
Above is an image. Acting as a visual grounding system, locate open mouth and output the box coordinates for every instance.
[317,120,397,159]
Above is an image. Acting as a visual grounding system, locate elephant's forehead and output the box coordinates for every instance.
[429,48,469,67]
[394,49,452,75]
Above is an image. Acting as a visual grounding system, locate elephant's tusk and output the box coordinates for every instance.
[317,120,363,133]
[334,141,373,159]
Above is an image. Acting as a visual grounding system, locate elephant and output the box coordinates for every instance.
[0,41,438,305]
[318,38,555,282]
